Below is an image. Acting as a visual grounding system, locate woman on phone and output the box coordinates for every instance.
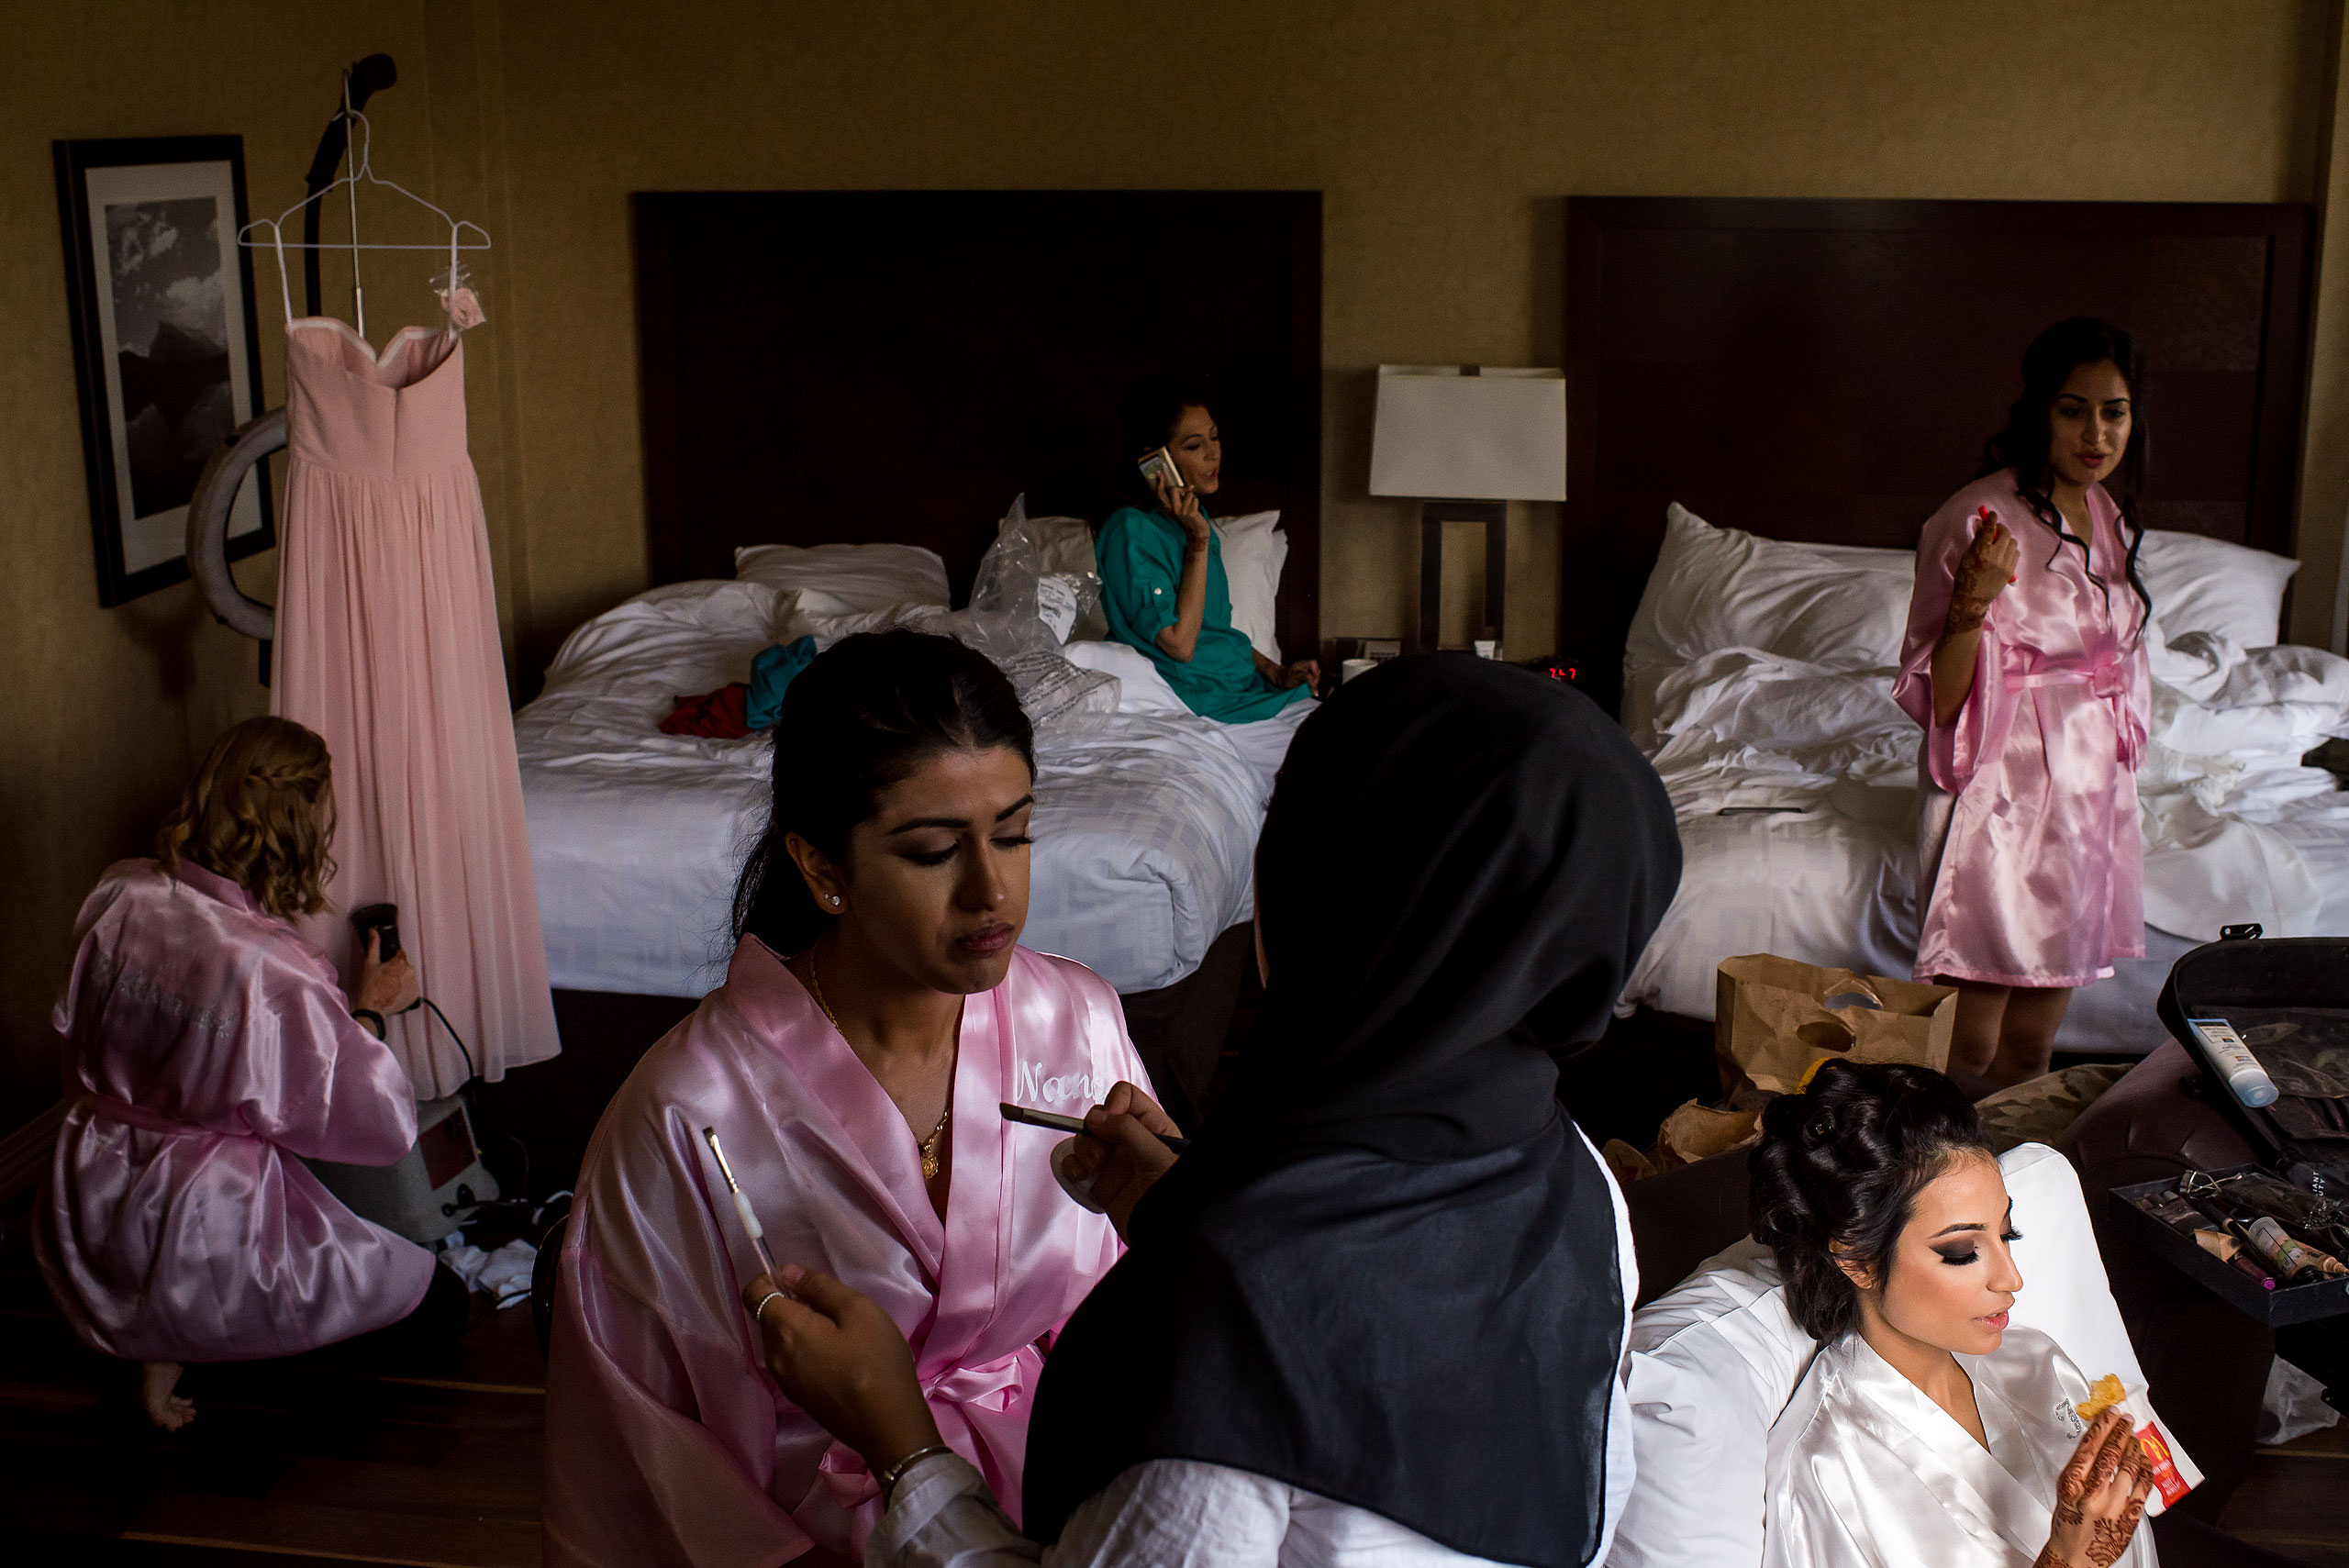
[1893,318,2154,1086]
[542,631,1150,1568]
[1097,378,1319,790]
[1753,1062,2158,1567]
[731,656,1681,1566]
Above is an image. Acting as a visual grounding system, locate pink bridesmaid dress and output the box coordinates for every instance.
[268,264,558,1095]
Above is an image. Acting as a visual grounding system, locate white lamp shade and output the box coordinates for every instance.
[1369,365,1566,502]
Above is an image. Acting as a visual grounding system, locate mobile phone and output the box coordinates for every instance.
[1138,447,1187,493]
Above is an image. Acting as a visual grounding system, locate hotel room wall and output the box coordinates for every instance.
[0,0,2335,1131]
[479,0,2334,673]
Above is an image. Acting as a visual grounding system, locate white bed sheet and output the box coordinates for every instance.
[1622,634,2349,1054]
[518,581,1264,998]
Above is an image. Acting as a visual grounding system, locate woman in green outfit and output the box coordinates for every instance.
[1097,378,1320,727]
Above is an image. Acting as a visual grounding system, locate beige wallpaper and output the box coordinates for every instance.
[0,0,2337,1126]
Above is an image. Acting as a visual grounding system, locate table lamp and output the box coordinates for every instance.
[1369,364,1566,654]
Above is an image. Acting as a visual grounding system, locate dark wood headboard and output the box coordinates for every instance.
[1561,196,2314,710]
[635,191,1322,662]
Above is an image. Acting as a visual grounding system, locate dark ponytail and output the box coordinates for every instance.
[1747,1061,1994,1342]
[731,629,1035,956]
[1977,316,2155,635]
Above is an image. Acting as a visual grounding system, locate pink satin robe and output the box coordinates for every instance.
[542,940,1146,1567]
[36,860,435,1362]
[1893,472,2150,988]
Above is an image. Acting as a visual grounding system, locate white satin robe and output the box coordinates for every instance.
[1764,1327,2158,1568]
[542,940,1146,1568]
[37,859,434,1362]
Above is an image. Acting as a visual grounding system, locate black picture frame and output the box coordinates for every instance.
[55,135,275,607]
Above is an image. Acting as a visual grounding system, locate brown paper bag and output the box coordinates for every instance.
[1655,1099,1764,1168]
[1715,953,1957,1095]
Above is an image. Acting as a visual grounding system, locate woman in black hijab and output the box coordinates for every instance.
[740,655,1682,1566]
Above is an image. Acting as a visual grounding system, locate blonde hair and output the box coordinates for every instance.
[157,717,337,918]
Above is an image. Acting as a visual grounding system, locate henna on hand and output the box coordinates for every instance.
[2054,1433,2099,1510]
[1945,595,1994,635]
[2034,1546,2074,1568]
[2085,1517,2138,1567]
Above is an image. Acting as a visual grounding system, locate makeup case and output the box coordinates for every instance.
[2110,931,2349,1324]
[2157,931,2349,1192]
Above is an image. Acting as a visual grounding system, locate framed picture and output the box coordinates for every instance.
[56,135,273,607]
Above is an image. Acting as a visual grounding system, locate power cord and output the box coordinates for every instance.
[411,995,478,1084]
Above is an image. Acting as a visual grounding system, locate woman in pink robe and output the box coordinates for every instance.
[543,631,1146,1568]
[37,717,452,1430]
[1893,319,2154,1085]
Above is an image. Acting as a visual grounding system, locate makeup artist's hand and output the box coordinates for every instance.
[741,1267,942,1476]
[1056,1080,1183,1240]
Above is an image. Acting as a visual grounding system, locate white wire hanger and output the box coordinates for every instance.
[238,84,489,339]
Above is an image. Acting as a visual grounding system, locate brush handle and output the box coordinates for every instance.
[999,1101,1190,1151]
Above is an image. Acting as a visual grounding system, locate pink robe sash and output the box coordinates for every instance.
[542,940,1145,1567]
[1892,473,2151,988]
[36,859,434,1362]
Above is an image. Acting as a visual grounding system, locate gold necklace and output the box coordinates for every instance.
[807,962,952,1180]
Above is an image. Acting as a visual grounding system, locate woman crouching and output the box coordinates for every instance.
[39,717,463,1431]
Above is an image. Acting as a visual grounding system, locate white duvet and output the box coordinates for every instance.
[517,580,1264,997]
[1623,626,2349,1051]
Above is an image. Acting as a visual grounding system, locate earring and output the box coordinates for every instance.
[829,895,842,907]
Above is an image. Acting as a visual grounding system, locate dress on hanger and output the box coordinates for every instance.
[268,250,558,1094]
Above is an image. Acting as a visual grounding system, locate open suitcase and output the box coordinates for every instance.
[2110,932,2349,1325]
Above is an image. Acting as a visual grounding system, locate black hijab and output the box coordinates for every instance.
[1023,656,1683,1565]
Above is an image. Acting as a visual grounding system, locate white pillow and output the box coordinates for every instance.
[1061,637,1190,717]
[2136,528,2298,649]
[733,541,951,616]
[1214,509,1287,663]
[1621,505,1914,747]
[1607,1143,2156,1568]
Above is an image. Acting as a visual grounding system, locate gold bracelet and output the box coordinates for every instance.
[877,1443,952,1502]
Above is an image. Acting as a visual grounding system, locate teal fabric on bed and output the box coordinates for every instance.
[744,636,818,731]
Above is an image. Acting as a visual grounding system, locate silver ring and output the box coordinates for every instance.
[751,1289,786,1322]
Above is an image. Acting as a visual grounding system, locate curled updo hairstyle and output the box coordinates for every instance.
[157,717,336,918]
[730,629,1035,957]
[1748,1061,1995,1342]
[1119,373,1210,504]
[1977,316,2154,632]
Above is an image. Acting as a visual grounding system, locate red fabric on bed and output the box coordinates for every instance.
[659,684,751,739]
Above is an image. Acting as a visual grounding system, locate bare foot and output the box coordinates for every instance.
[142,1360,195,1431]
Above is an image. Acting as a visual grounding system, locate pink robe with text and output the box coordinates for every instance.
[542,940,1146,1567]
[37,860,434,1362]
[1892,472,2150,988]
